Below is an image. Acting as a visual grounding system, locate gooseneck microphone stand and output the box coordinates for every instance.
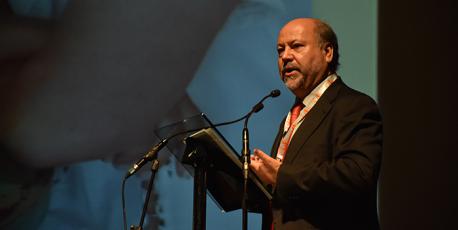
[241,89,280,230]
[123,139,168,230]
[241,118,251,230]
[130,159,160,230]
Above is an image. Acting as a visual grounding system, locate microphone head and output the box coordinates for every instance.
[270,89,281,98]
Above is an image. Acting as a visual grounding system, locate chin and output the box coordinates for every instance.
[284,78,305,97]
[285,83,301,95]
[284,75,302,87]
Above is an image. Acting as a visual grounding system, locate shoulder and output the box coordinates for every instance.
[335,79,375,101]
[334,80,377,105]
[331,80,381,120]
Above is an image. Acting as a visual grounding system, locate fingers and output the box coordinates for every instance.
[251,148,280,185]
[249,158,263,173]
[250,155,256,161]
[250,154,261,168]
[253,148,272,161]
[253,148,266,156]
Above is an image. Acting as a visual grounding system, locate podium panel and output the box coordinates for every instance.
[155,113,272,213]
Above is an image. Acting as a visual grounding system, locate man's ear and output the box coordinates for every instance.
[323,43,334,64]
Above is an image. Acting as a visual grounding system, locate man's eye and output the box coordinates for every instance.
[277,48,284,56]
[292,43,303,49]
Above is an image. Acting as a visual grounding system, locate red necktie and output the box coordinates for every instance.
[290,102,304,126]
[283,102,304,153]
[268,102,305,230]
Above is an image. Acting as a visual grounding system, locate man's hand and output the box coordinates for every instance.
[249,148,281,185]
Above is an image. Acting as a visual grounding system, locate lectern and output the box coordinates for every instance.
[155,114,272,230]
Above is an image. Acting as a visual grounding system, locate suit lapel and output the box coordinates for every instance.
[282,79,343,164]
[271,118,286,158]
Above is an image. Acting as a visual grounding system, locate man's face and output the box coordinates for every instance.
[277,19,332,99]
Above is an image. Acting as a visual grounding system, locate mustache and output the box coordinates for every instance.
[281,63,299,76]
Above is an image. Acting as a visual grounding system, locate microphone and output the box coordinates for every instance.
[271,89,281,97]
[125,139,168,179]
[250,89,281,114]
[240,88,280,181]
[124,89,281,179]
[241,89,280,168]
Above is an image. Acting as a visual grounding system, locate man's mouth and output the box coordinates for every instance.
[282,67,299,81]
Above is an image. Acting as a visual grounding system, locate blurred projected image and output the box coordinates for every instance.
[1,0,310,229]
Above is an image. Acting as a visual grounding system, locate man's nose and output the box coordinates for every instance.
[280,47,293,61]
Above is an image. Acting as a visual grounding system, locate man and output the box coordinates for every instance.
[250,18,382,229]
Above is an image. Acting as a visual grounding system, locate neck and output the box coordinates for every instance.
[294,71,334,100]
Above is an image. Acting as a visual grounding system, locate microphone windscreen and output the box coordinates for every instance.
[271,89,281,97]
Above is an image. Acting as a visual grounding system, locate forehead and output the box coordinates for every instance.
[277,21,317,44]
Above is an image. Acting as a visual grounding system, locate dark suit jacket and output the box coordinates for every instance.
[263,78,382,230]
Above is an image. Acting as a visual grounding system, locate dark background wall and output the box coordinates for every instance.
[378,0,458,229]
